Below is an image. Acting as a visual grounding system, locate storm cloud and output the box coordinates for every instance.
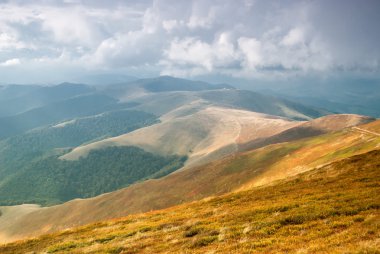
[0,0,379,83]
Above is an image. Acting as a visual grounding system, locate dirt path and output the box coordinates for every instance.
[352,127,380,137]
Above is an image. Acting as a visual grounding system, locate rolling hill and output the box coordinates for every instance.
[1,146,378,253]
[60,106,301,167]
[0,117,377,244]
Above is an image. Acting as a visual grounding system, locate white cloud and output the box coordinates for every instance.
[38,8,98,46]
[161,33,240,76]
[281,28,304,46]
[0,0,379,83]
[0,33,26,51]
[162,19,180,32]
[0,58,21,66]
[238,37,262,69]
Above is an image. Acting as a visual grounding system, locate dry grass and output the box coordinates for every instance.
[1,149,379,253]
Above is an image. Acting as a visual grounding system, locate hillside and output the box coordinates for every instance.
[0,146,186,206]
[60,106,300,167]
[1,118,377,244]
[0,109,157,176]
[239,114,375,151]
[1,148,378,253]
[0,109,160,206]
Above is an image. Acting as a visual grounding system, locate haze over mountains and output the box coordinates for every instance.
[255,77,380,118]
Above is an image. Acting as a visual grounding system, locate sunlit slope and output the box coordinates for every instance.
[60,107,299,167]
[123,88,328,120]
[1,149,379,253]
[239,114,374,151]
[0,118,377,244]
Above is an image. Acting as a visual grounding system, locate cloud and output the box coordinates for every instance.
[281,28,304,47]
[238,37,262,69]
[0,0,379,83]
[0,58,21,66]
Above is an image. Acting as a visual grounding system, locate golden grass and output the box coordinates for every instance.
[1,149,379,253]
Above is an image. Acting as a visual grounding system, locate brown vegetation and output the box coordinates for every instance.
[1,149,379,253]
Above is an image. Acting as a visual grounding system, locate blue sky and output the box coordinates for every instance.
[0,0,379,84]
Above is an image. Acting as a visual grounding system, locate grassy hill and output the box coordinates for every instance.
[60,107,300,167]
[0,109,160,205]
[0,118,377,244]
[1,148,378,253]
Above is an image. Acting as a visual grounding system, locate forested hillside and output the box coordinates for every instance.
[0,146,186,206]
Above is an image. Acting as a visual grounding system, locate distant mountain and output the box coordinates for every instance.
[258,77,380,117]
[102,76,234,96]
[70,74,137,85]
[0,109,158,180]
[0,93,134,139]
[0,83,93,117]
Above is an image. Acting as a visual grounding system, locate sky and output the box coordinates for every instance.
[0,0,379,84]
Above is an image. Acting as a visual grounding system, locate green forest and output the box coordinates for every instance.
[0,109,157,179]
[0,146,186,206]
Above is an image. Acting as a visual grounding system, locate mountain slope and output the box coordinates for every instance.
[60,106,300,167]
[1,118,377,243]
[239,114,375,151]
[0,109,157,177]
[1,148,379,253]
[0,146,186,206]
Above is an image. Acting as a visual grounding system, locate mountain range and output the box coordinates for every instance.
[0,76,378,252]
